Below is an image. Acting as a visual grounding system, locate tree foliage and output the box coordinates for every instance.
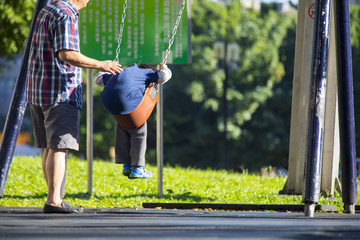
[164,0,294,170]
[0,0,36,57]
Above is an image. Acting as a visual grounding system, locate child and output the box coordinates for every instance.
[95,63,172,179]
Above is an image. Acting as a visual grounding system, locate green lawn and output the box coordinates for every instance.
[1,156,357,211]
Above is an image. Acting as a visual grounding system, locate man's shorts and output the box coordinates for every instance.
[29,103,80,151]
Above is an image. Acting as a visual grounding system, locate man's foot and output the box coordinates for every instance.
[129,167,153,179]
[43,201,84,214]
[122,164,131,177]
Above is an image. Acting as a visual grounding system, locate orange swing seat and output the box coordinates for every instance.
[113,85,158,130]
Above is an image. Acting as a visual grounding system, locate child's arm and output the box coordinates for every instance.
[95,71,111,87]
[157,63,172,84]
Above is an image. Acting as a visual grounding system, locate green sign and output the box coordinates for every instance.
[79,0,191,64]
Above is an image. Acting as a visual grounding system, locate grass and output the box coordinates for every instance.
[1,156,358,211]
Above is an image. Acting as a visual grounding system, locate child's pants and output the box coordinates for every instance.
[114,121,147,166]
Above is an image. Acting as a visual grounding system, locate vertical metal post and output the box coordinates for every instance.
[303,0,332,217]
[223,44,229,171]
[334,0,357,214]
[0,0,52,197]
[156,85,163,197]
[86,69,93,194]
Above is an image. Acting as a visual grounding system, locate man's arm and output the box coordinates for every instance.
[58,49,122,75]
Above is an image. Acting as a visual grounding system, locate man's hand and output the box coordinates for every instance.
[98,61,123,75]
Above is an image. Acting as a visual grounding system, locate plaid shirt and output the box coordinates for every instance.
[26,0,83,108]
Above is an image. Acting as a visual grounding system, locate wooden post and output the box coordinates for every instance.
[282,0,315,195]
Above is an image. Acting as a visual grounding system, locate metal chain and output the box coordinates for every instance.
[114,0,186,64]
[162,0,186,64]
[114,0,128,62]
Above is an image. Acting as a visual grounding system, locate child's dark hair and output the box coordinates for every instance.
[138,64,157,71]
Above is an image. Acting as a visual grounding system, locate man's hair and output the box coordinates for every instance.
[138,63,157,71]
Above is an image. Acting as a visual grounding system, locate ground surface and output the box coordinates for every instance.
[1,207,360,239]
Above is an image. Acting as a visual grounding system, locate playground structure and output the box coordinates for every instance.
[0,0,357,218]
[281,0,357,217]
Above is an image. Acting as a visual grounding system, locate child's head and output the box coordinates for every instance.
[138,64,157,71]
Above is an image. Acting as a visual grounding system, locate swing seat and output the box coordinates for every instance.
[113,85,158,130]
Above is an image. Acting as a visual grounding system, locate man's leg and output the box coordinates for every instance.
[60,152,67,199]
[44,148,67,206]
[42,148,49,186]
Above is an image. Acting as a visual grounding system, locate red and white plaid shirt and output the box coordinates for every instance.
[26,0,83,108]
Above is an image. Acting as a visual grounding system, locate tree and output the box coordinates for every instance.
[234,12,297,170]
[0,0,36,133]
[0,0,36,58]
[175,0,294,170]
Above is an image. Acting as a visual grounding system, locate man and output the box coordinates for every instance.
[26,0,122,213]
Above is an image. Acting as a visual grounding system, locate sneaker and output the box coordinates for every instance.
[129,167,153,179]
[122,164,131,177]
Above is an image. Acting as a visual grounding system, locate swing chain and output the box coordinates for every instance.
[162,0,186,64]
[115,0,128,62]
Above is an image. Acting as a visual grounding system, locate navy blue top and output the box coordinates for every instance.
[100,64,159,115]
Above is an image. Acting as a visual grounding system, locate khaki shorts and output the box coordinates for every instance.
[29,103,80,150]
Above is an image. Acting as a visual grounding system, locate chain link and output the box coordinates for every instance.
[162,0,186,64]
[114,0,128,62]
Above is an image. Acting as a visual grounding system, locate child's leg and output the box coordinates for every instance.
[114,124,131,165]
[128,121,147,167]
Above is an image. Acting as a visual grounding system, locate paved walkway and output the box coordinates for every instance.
[1,207,360,239]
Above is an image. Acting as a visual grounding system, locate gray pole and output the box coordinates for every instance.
[303,0,332,217]
[223,45,229,171]
[156,85,164,197]
[86,69,93,194]
[334,0,357,214]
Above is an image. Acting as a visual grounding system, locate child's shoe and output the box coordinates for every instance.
[129,167,153,179]
[122,164,131,177]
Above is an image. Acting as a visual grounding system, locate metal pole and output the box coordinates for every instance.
[223,58,229,170]
[334,0,357,214]
[86,69,93,194]
[0,0,52,197]
[156,85,163,197]
[303,0,332,217]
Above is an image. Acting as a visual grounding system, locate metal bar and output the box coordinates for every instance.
[86,69,93,194]
[303,0,332,217]
[0,0,52,197]
[334,0,357,214]
[187,0,192,63]
[223,58,229,170]
[156,85,163,197]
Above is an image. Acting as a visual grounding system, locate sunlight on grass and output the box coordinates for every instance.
[1,156,358,210]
